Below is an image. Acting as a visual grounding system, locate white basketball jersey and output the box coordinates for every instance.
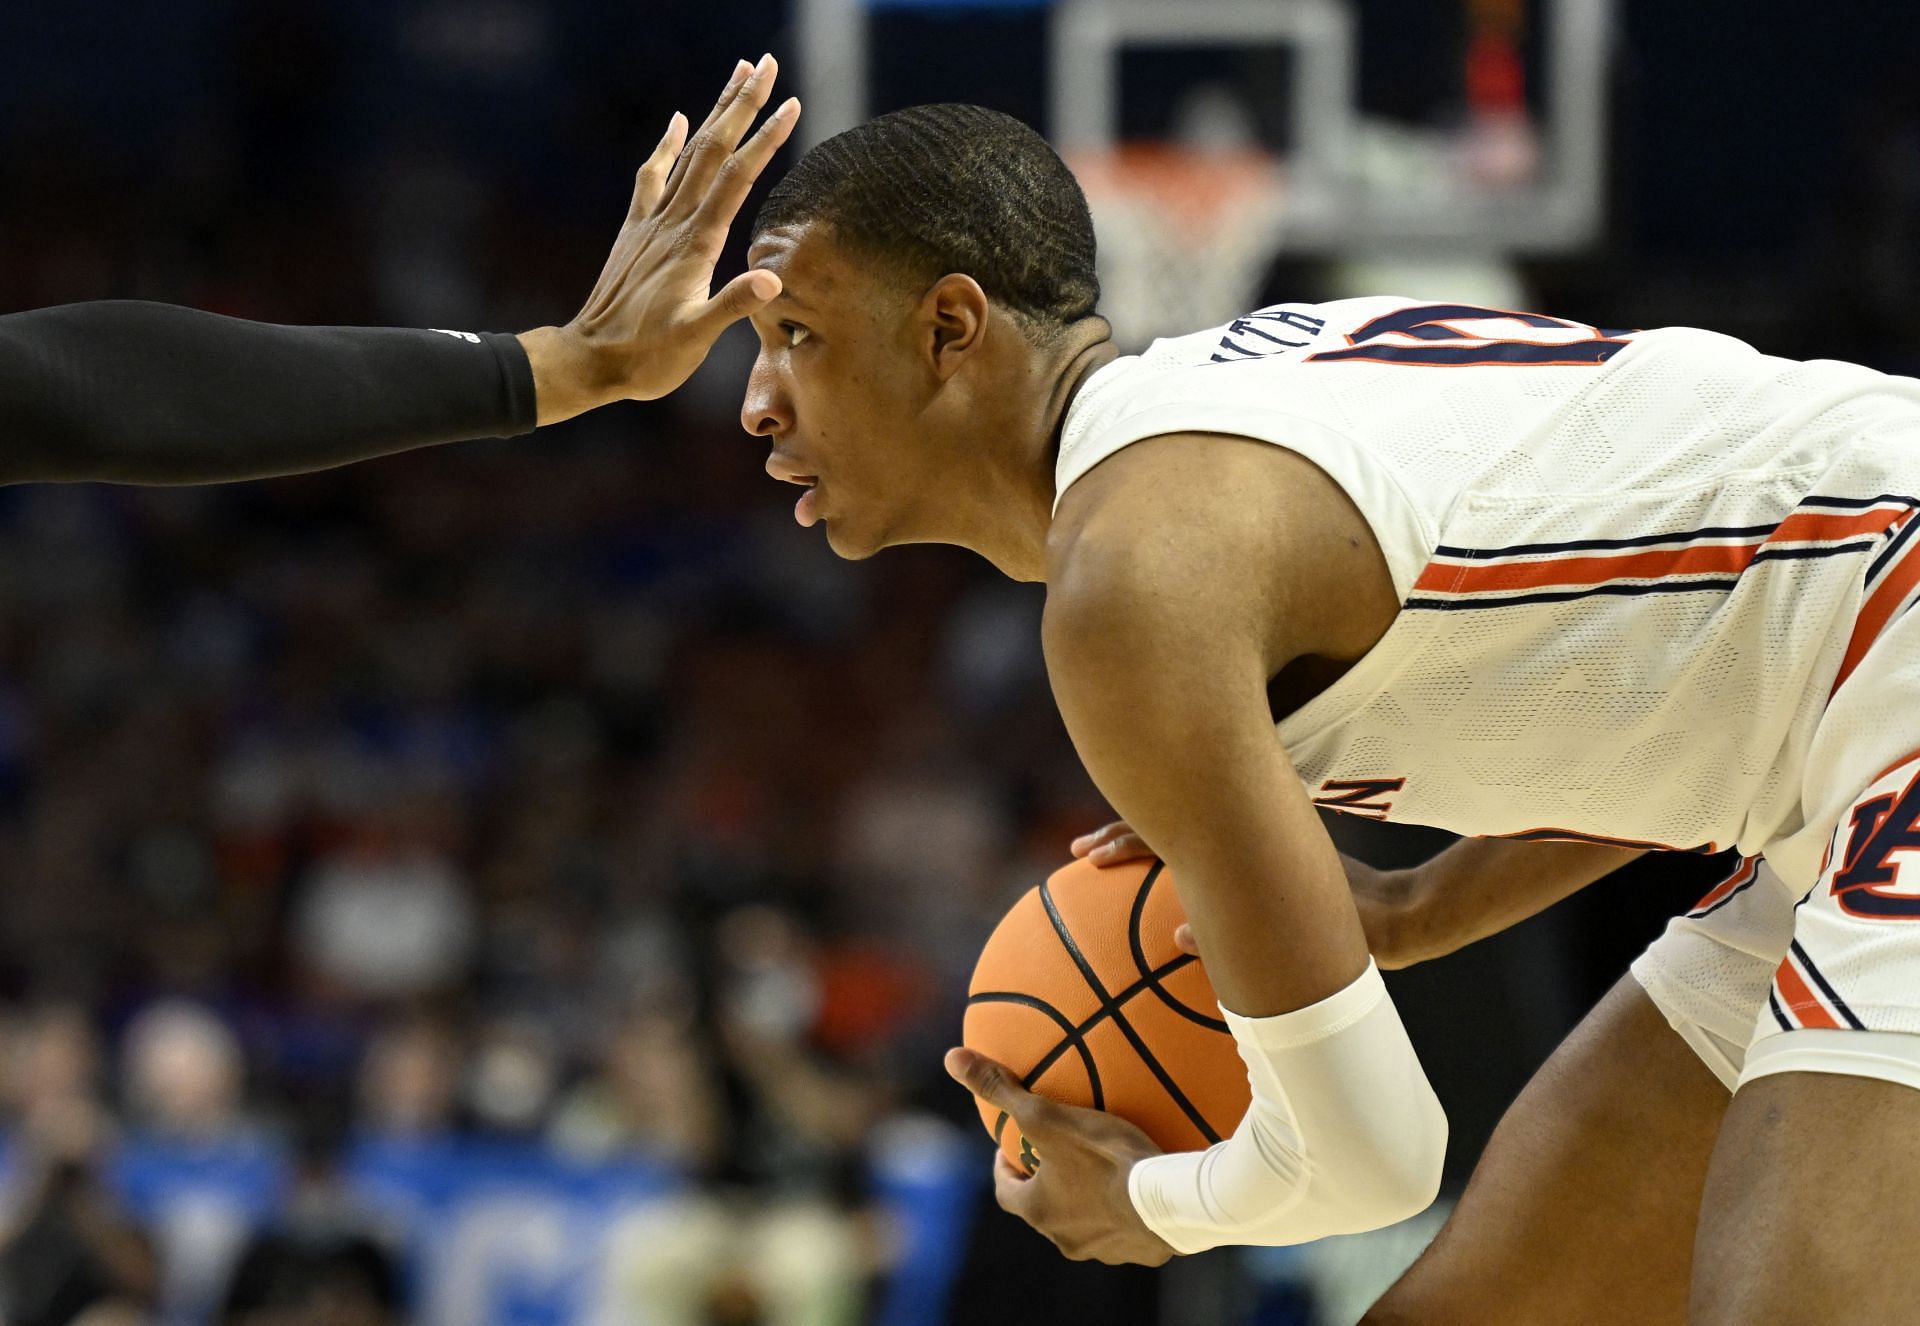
[1055,297,1920,885]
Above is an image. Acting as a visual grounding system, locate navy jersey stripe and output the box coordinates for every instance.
[1690,869,1762,919]
[1789,940,1867,1030]
[1865,507,1920,584]
[1432,525,1778,560]
[1405,579,1742,611]
[1431,495,1919,562]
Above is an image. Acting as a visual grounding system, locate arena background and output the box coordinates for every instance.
[1,2,1917,1324]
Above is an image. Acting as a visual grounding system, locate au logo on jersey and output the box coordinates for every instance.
[1829,760,1920,919]
[1312,777,1406,820]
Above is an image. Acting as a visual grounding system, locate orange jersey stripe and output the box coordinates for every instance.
[1415,541,1755,595]
[1834,526,1920,694]
[1414,505,1905,598]
[1691,857,1758,913]
[1773,958,1842,1030]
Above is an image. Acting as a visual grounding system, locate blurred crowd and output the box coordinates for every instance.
[7,1,1920,1324]
[0,381,1106,1326]
[0,3,1117,1322]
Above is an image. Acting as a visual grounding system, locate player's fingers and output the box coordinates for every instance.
[1092,833,1153,865]
[991,1150,1038,1216]
[687,96,799,233]
[668,53,779,214]
[1172,922,1199,957]
[629,112,689,220]
[946,1047,1052,1129]
[1071,820,1154,867]
[1069,820,1128,856]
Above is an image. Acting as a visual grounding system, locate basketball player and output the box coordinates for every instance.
[0,59,793,483]
[740,102,1920,1323]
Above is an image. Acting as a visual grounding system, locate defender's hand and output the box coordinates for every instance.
[945,1047,1176,1267]
[520,55,800,424]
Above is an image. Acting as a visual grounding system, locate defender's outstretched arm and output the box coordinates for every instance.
[0,57,797,486]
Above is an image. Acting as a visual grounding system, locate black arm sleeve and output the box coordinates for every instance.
[0,301,539,485]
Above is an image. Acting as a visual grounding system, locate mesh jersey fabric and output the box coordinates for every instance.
[1056,296,1920,893]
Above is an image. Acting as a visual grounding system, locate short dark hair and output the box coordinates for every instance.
[755,104,1100,338]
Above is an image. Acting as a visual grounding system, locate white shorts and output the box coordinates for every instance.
[1632,597,1920,1094]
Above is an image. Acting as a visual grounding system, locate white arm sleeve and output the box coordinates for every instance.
[1127,960,1446,1254]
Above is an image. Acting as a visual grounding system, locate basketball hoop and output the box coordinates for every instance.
[1070,144,1288,350]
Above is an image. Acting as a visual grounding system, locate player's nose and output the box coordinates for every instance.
[740,361,791,439]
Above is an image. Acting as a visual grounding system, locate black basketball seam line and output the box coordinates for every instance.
[1040,880,1225,1147]
[969,950,1201,1094]
[1126,860,1231,1034]
[962,990,1106,1113]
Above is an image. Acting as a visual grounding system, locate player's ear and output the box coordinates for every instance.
[922,273,989,379]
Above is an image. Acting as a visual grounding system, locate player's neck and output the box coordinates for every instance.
[956,320,1117,582]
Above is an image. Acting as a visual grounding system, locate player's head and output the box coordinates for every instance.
[744,104,1102,562]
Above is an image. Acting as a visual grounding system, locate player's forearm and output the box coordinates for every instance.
[1129,960,1446,1252]
[0,301,537,485]
[1383,837,1644,967]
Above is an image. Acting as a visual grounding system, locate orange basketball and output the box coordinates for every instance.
[962,856,1250,1174]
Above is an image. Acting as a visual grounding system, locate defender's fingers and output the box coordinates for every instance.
[660,58,755,202]
[688,96,799,233]
[1172,922,1199,957]
[686,268,782,343]
[667,53,780,214]
[629,112,689,219]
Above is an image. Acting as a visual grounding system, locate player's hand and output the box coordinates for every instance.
[945,1047,1176,1267]
[1070,819,1157,867]
[519,54,800,425]
[1112,833,1423,970]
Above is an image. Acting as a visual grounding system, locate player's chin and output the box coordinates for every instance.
[821,516,886,562]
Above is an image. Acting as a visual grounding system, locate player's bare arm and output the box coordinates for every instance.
[950,433,1445,1261]
[1077,824,1642,968]
[0,58,796,486]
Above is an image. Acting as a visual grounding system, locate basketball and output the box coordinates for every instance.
[962,856,1250,1174]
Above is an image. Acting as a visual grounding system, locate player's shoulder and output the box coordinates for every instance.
[1044,429,1395,662]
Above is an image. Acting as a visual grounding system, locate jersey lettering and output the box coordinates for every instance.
[1209,307,1328,364]
[1308,302,1636,368]
[1311,777,1405,820]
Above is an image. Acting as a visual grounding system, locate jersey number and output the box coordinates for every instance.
[1308,303,1636,368]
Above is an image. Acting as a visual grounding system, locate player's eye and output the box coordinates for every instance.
[781,322,810,348]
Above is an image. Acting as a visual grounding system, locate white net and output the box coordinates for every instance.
[1071,145,1287,349]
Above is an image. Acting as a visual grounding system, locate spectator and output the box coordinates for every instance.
[590,907,878,1326]
[220,1104,404,1326]
[112,1003,287,1326]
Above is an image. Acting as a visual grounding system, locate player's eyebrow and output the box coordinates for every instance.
[773,289,814,312]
